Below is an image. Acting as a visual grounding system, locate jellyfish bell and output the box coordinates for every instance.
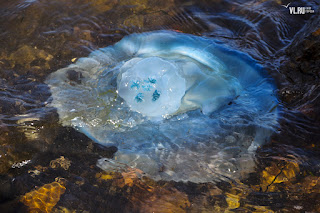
[117,57,186,119]
[117,56,242,119]
[45,30,279,183]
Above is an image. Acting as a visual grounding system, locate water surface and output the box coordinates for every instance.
[0,0,319,212]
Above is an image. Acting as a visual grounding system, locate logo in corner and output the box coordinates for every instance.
[281,2,291,8]
[281,2,315,15]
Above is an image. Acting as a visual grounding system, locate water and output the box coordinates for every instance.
[0,0,319,212]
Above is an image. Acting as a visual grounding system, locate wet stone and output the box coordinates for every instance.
[50,156,71,170]
[8,45,53,70]
[20,179,66,212]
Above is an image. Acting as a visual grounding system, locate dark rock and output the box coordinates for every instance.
[278,15,320,123]
[66,70,83,84]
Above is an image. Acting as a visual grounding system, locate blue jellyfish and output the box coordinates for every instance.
[46,31,279,183]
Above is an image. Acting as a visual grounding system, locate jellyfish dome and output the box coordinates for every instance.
[46,31,279,183]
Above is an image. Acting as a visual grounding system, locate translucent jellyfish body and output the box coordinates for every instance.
[117,57,186,118]
[46,31,279,183]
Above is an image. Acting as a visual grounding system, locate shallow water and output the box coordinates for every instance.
[0,0,320,212]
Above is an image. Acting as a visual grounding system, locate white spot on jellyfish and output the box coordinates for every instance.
[45,30,279,183]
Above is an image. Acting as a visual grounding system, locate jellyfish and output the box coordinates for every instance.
[45,31,279,183]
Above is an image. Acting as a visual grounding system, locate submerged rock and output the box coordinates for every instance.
[20,178,66,212]
[279,16,320,122]
[46,31,279,182]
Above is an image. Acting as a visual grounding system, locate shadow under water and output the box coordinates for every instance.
[0,0,319,212]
